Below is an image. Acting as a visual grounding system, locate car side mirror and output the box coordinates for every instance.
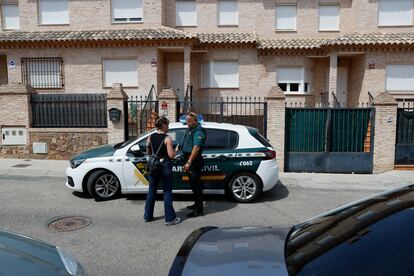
[130,144,144,157]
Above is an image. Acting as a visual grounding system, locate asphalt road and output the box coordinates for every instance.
[0,175,384,276]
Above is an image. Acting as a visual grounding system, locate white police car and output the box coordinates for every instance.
[66,122,279,203]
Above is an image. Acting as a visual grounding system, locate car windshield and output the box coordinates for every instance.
[113,128,155,149]
[285,185,414,276]
[114,139,135,149]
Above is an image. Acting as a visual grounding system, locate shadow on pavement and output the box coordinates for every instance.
[71,180,289,219]
[257,181,290,203]
[72,191,92,199]
[125,193,237,223]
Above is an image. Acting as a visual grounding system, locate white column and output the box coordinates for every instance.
[329,52,338,107]
[184,47,191,94]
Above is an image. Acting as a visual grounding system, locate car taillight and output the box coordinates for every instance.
[260,150,276,160]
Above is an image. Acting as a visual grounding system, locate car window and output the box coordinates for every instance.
[204,129,238,150]
[286,187,414,276]
[293,208,414,276]
[253,132,272,147]
[137,128,187,153]
[169,128,187,147]
[247,126,271,147]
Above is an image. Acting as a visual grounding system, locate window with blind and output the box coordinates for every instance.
[103,59,138,87]
[378,0,413,26]
[21,58,64,89]
[38,0,69,25]
[277,67,309,93]
[218,0,238,26]
[111,0,143,23]
[2,4,20,30]
[386,64,414,91]
[319,4,340,31]
[201,61,239,88]
[275,5,297,31]
[176,0,197,26]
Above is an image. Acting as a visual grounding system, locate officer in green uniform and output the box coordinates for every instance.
[182,112,206,218]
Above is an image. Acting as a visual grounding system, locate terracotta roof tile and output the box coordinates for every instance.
[0,27,193,43]
[327,32,414,46]
[1,29,414,50]
[196,32,257,44]
[258,38,325,49]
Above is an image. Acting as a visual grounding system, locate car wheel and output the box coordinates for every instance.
[87,170,120,200]
[227,172,262,203]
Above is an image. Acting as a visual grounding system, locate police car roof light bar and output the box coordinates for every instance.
[179,114,204,124]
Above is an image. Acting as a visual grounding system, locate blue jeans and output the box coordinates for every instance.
[144,160,176,223]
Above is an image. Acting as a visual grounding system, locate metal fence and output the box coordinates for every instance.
[128,95,158,138]
[395,107,414,165]
[22,57,64,89]
[31,93,107,128]
[177,97,267,137]
[286,108,373,153]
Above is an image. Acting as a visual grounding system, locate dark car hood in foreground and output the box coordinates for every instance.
[71,144,116,161]
[170,226,291,276]
[171,185,414,276]
[0,230,68,275]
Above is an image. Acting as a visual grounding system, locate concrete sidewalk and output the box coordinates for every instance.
[0,158,413,191]
[0,158,68,177]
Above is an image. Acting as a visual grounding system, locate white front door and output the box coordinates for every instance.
[336,67,348,107]
[167,61,185,101]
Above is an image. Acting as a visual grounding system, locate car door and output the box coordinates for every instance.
[123,128,189,191]
[167,128,188,190]
[200,128,239,190]
[122,134,153,192]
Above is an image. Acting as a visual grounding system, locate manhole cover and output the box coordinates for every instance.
[12,164,31,168]
[48,216,91,232]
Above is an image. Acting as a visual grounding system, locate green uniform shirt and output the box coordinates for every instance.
[182,124,206,153]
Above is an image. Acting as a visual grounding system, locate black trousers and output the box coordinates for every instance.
[184,153,204,211]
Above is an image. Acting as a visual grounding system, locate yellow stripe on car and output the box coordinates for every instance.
[134,168,149,186]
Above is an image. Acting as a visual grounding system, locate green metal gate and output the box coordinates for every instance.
[285,108,374,173]
[395,108,414,165]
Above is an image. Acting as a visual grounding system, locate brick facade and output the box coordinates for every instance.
[0,0,413,172]
[372,92,398,173]
[0,0,162,31]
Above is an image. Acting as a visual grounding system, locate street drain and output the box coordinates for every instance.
[48,216,91,232]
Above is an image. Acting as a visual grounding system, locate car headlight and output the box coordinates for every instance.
[70,159,86,169]
[57,247,85,275]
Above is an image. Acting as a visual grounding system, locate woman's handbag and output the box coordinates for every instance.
[146,135,166,176]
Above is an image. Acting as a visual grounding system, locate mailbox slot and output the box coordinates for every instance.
[108,108,122,122]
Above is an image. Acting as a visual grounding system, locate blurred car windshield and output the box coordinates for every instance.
[114,128,156,149]
[285,186,414,276]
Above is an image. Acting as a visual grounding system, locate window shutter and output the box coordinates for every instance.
[201,62,211,88]
[39,0,69,25]
[176,0,197,26]
[104,59,138,87]
[211,61,239,88]
[276,5,296,30]
[379,0,412,26]
[112,0,143,21]
[277,67,305,93]
[218,0,238,25]
[319,5,339,31]
[277,68,303,83]
[2,4,20,30]
[386,65,414,91]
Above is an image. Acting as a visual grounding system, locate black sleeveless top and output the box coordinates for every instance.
[149,133,168,159]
